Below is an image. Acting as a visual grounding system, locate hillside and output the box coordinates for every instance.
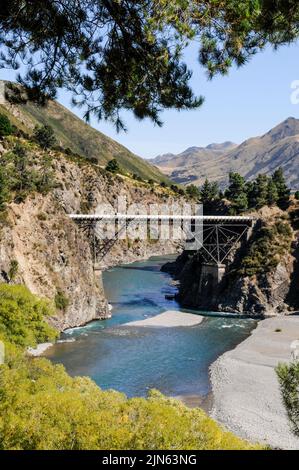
[151,118,299,189]
[0,81,170,184]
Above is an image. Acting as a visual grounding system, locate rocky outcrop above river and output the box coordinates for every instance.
[163,204,299,316]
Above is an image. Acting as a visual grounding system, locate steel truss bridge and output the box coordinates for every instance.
[69,214,255,267]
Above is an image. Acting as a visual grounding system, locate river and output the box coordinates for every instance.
[45,255,256,400]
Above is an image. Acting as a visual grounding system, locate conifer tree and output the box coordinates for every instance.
[226,173,248,213]
[186,184,200,200]
[200,179,219,206]
[272,168,290,208]
[267,178,279,206]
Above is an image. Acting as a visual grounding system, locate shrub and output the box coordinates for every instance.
[55,290,69,311]
[37,212,47,221]
[186,184,200,199]
[105,159,120,173]
[295,191,299,201]
[0,284,57,347]
[276,362,299,437]
[0,164,9,211]
[33,125,57,149]
[8,260,18,281]
[0,113,13,137]
[0,351,262,450]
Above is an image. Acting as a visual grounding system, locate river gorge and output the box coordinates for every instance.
[45,255,257,402]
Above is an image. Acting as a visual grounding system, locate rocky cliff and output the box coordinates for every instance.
[0,141,183,331]
[164,204,299,316]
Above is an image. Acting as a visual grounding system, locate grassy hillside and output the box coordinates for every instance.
[0,82,171,184]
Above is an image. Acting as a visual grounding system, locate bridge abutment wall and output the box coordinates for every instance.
[199,263,226,297]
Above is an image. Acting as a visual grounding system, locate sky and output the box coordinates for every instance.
[1,41,299,159]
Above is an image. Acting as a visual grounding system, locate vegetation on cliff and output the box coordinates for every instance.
[239,220,293,277]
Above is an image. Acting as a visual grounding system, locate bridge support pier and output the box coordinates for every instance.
[199,263,226,296]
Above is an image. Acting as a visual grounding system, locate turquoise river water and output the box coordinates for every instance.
[46,255,257,399]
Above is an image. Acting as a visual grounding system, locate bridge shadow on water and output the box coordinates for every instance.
[119,265,163,273]
[180,307,263,320]
[111,297,160,309]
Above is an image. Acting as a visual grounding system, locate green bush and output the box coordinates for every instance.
[276,362,299,437]
[55,290,69,311]
[186,184,200,199]
[8,260,18,281]
[0,284,57,347]
[0,348,262,450]
[295,191,299,201]
[33,125,57,149]
[0,141,56,204]
[105,159,120,173]
[0,163,9,211]
[0,113,14,137]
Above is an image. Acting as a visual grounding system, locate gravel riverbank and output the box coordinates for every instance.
[210,316,299,450]
[125,310,204,327]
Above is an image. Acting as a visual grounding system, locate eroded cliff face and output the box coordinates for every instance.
[0,194,110,330]
[166,205,299,316]
[0,148,183,330]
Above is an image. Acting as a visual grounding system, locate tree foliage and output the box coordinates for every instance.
[0,163,8,211]
[0,351,262,450]
[226,172,248,213]
[2,1,299,128]
[0,113,13,137]
[186,183,200,200]
[224,168,290,214]
[272,167,291,208]
[200,178,219,206]
[0,283,57,347]
[0,140,56,207]
[33,125,57,150]
[276,362,299,437]
[105,158,120,174]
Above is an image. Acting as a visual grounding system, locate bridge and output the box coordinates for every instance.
[69,214,255,278]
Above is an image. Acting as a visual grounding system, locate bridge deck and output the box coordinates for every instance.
[69,214,254,223]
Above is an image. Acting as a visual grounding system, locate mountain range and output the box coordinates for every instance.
[149,118,299,189]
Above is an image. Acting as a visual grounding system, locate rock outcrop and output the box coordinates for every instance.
[164,204,299,316]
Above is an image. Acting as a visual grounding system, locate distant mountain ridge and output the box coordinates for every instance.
[150,118,299,189]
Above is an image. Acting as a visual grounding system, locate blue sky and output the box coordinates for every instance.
[1,41,299,158]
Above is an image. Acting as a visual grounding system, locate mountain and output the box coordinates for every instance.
[150,119,299,189]
[0,81,170,184]
[149,142,237,184]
